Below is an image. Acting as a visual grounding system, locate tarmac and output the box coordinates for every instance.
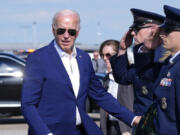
[0,113,100,135]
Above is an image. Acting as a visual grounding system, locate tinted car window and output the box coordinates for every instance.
[0,57,24,75]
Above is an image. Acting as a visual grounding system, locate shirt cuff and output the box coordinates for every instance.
[138,45,151,53]
[131,116,137,126]
[47,133,53,135]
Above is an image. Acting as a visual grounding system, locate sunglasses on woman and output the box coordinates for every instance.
[101,53,112,59]
[56,28,77,36]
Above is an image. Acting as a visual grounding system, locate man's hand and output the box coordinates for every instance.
[133,116,142,126]
[143,24,161,50]
[122,132,131,135]
[106,59,112,73]
[118,30,133,56]
[120,30,133,50]
[118,49,126,56]
[47,133,53,135]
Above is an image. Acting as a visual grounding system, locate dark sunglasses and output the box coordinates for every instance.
[101,53,112,59]
[56,28,77,36]
[131,26,152,33]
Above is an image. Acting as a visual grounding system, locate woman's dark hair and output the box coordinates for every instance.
[99,39,120,57]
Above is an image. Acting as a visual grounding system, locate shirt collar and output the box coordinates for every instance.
[54,40,77,58]
[169,51,180,64]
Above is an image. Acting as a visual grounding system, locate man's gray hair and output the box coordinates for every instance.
[52,9,80,29]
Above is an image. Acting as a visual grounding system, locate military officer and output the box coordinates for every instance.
[131,5,180,135]
[133,5,180,135]
[110,8,165,116]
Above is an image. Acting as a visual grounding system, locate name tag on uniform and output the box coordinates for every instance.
[160,78,172,87]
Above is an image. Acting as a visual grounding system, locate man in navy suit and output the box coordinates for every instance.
[21,9,141,135]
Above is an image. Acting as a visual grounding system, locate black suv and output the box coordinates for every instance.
[0,53,25,116]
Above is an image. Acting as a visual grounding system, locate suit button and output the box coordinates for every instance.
[161,97,167,110]
[142,86,148,95]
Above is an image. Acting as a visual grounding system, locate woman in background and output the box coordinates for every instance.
[99,40,134,135]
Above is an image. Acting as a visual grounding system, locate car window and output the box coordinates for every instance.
[0,57,24,74]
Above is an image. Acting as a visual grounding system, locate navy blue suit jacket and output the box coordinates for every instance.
[21,41,135,135]
[110,45,163,116]
[110,54,153,116]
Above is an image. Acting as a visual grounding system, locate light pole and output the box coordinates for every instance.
[96,21,102,45]
[20,21,37,49]
[32,21,37,49]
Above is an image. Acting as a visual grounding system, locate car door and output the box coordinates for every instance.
[0,55,24,107]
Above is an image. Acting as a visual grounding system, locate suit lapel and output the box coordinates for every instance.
[48,41,73,90]
[48,43,86,98]
[76,49,84,98]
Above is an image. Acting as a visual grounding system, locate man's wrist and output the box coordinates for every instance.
[131,116,137,126]
[118,48,126,56]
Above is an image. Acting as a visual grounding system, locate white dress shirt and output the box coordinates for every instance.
[127,45,135,65]
[108,73,118,99]
[169,51,180,63]
[54,41,81,125]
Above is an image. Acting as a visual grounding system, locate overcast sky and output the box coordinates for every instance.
[1,0,180,46]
